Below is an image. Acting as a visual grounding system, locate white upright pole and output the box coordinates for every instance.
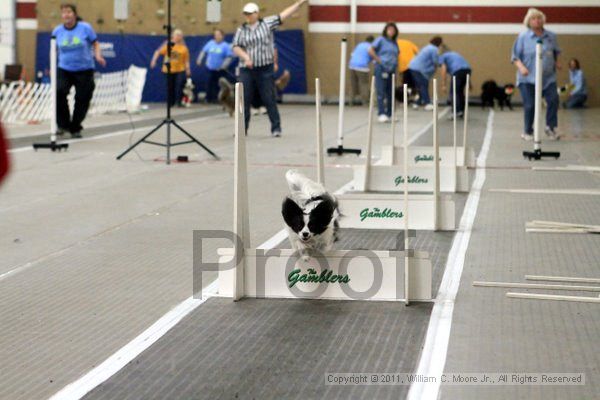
[403,83,410,306]
[462,74,470,166]
[452,75,458,192]
[452,75,457,167]
[433,79,440,231]
[315,78,324,185]
[336,38,348,149]
[363,76,376,191]
[50,37,57,142]
[233,82,249,301]
[533,41,543,152]
[390,73,396,163]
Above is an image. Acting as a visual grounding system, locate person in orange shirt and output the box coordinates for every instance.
[397,38,419,95]
[150,29,191,107]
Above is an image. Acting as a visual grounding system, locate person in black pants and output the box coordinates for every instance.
[438,45,471,118]
[53,4,106,138]
[232,1,308,137]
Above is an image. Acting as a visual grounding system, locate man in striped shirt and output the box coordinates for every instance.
[232,1,307,137]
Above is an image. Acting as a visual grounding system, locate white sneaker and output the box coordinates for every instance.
[521,133,533,141]
[378,114,389,123]
[545,126,560,140]
[424,104,434,111]
[251,108,260,116]
[259,106,267,115]
[411,103,419,110]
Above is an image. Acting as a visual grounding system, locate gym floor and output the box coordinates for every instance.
[1,104,598,399]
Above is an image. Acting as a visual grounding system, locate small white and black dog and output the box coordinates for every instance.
[281,170,339,258]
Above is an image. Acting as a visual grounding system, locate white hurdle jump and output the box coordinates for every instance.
[217,81,432,303]
[353,75,469,193]
[379,73,475,170]
[337,78,456,231]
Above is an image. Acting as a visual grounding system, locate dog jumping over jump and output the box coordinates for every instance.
[282,170,339,259]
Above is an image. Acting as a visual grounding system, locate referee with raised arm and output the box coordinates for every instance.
[233,1,308,137]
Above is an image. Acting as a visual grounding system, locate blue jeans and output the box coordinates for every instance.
[239,64,281,133]
[518,82,558,134]
[410,70,431,105]
[564,93,587,109]
[374,64,394,117]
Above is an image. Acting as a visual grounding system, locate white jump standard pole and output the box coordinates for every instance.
[32,37,69,151]
[403,83,410,306]
[233,82,250,301]
[452,75,457,192]
[315,78,324,185]
[390,73,396,163]
[461,74,469,166]
[523,39,560,161]
[327,38,361,156]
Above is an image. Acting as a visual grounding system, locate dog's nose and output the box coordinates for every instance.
[302,232,309,238]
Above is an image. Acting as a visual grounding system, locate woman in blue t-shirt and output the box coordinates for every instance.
[368,23,399,122]
[52,3,106,138]
[197,29,233,103]
[408,36,443,111]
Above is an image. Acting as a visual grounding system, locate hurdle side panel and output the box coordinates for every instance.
[352,165,460,193]
[381,145,475,168]
[218,249,432,301]
[336,194,455,230]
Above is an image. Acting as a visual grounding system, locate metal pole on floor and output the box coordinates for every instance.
[32,37,69,152]
[327,38,361,156]
[523,40,560,161]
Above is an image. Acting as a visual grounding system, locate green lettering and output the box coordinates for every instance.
[288,269,301,288]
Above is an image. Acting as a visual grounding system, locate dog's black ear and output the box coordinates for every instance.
[282,197,304,233]
[308,198,335,234]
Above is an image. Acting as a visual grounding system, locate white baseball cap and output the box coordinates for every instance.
[243,2,259,14]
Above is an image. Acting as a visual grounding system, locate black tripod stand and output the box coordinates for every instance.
[116,0,218,164]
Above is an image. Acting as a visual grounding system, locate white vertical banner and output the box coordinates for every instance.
[0,0,16,75]
[206,0,222,23]
[114,0,129,20]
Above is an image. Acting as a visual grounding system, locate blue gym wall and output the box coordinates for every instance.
[35,30,307,102]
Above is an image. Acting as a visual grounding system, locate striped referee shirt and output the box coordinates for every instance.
[233,15,281,68]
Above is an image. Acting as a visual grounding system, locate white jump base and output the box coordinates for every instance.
[353,164,469,193]
[337,192,455,230]
[218,248,432,301]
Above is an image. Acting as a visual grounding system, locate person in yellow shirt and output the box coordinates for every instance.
[150,29,191,107]
[397,38,419,95]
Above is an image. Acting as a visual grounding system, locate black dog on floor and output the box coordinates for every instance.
[481,80,515,110]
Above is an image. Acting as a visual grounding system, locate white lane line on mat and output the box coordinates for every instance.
[407,110,494,400]
[48,279,219,400]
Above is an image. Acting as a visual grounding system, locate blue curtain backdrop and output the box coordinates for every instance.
[36,30,307,102]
